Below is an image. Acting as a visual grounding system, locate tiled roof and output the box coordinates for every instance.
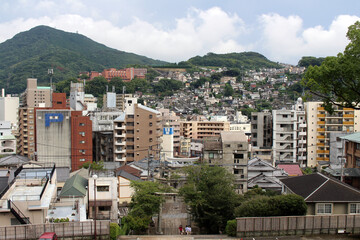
[340,132,360,143]
[277,164,303,176]
[59,174,88,198]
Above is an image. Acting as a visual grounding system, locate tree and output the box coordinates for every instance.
[179,165,240,234]
[55,78,79,95]
[224,83,234,97]
[302,21,360,111]
[84,76,107,97]
[124,181,172,234]
[298,56,325,67]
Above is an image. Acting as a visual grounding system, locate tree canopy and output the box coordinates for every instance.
[298,56,325,67]
[302,21,360,111]
[179,165,240,234]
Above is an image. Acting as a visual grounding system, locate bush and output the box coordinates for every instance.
[110,222,120,240]
[225,219,237,237]
[235,194,307,217]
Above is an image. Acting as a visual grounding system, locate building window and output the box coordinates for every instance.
[79,158,86,162]
[149,122,153,127]
[79,132,85,136]
[79,123,85,126]
[317,203,332,214]
[209,153,214,159]
[97,186,109,192]
[238,144,243,148]
[80,140,85,144]
[356,143,360,150]
[349,203,360,214]
[149,114,153,119]
[234,169,239,174]
[225,144,231,148]
[79,150,85,154]
[356,157,360,167]
[149,130,153,134]
[99,206,111,211]
[149,138,153,142]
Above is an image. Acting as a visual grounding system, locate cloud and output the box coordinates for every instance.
[258,13,360,64]
[0,7,248,62]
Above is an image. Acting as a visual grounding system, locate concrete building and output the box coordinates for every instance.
[272,98,307,167]
[35,109,92,171]
[203,131,249,193]
[180,120,230,139]
[0,89,19,130]
[0,121,16,155]
[21,78,51,108]
[0,163,57,225]
[157,108,180,155]
[251,110,273,162]
[88,170,118,222]
[305,102,360,167]
[113,98,162,165]
[70,82,85,111]
[103,93,132,111]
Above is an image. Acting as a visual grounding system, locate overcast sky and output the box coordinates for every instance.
[1,0,359,64]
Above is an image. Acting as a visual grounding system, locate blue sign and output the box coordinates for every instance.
[163,127,173,135]
[45,113,64,127]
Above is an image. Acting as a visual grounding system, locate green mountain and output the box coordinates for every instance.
[0,25,168,94]
[186,52,281,69]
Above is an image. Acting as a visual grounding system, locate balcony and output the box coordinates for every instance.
[343,114,354,118]
[115,147,126,154]
[317,135,325,139]
[317,121,325,125]
[298,132,306,136]
[317,114,325,118]
[317,107,325,111]
[344,121,354,125]
[317,128,325,132]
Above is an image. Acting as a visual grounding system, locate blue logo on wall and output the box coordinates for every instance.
[45,113,64,127]
[163,127,173,135]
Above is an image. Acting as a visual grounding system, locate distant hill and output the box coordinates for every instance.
[186,52,281,69]
[0,25,168,94]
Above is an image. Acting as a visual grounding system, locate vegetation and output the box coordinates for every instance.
[123,181,172,234]
[302,21,360,111]
[110,222,121,240]
[225,220,237,237]
[298,56,325,67]
[179,165,240,234]
[80,161,104,170]
[235,194,307,217]
[187,52,281,69]
[0,25,168,94]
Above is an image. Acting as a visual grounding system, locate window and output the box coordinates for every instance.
[79,150,85,154]
[349,203,360,214]
[357,157,360,167]
[79,123,85,126]
[209,153,214,159]
[356,143,360,150]
[80,140,85,144]
[149,122,153,127]
[225,144,231,148]
[79,132,85,136]
[99,206,111,211]
[317,203,332,214]
[149,114,153,119]
[79,158,86,162]
[149,138,153,142]
[149,130,153,134]
[97,186,109,192]
[234,169,239,174]
[238,144,243,148]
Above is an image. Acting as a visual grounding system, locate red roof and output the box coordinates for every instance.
[278,164,303,176]
[39,232,56,238]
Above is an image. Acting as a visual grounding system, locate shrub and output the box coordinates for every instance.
[110,222,120,240]
[225,219,237,237]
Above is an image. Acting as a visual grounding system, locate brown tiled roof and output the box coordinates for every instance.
[116,165,141,178]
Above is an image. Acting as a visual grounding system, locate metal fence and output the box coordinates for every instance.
[0,220,110,240]
[237,214,360,237]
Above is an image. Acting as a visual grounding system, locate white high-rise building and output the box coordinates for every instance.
[0,89,19,130]
[272,98,307,167]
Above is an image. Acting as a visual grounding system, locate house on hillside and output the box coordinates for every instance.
[281,173,360,215]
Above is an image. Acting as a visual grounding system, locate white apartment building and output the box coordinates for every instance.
[272,98,307,167]
[305,102,360,167]
[0,89,19,130]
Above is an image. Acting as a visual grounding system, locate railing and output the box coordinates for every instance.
[237,214,360,237]
[8,200,31,224]
[0,220,110,239]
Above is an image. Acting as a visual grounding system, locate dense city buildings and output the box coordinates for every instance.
[305,102,360,167]
[251,111,273,162]
[180,120,230,139]
[89,68,147,81]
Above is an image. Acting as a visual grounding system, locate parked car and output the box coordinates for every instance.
[39,232,57,240]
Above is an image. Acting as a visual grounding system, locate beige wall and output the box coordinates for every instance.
[118,177,134,204]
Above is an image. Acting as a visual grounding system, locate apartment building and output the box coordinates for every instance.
[203,131,249,193]
[113,98,162,165]
[103,93,133,111]
[21,78,51,108]
[180,121,230,139]
[17,107,36,159]
[272,98,307,167]
[305,102,360,167]
[0,89,19,130]
[251,110,273,162]
[0,121,16,155]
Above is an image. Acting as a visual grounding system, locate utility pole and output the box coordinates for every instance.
[48,69,53,107]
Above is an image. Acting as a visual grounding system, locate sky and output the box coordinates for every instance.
[0,0,359,65]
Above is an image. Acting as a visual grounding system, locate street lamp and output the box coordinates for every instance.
[92,174,98,240]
